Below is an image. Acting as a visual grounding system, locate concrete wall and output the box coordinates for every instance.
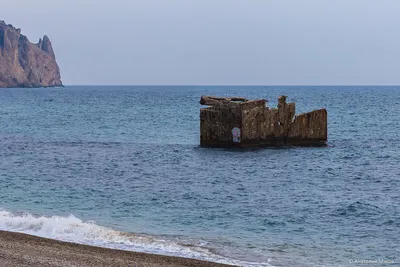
[241,98,297,146]
[200,103,242,146]
[288,109,328,145]
[200,96,327,147]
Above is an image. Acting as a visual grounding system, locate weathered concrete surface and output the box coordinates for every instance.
[200,102,242,146]
[288,109,328,146]
[200,96,327,147]
[0,20,62,88]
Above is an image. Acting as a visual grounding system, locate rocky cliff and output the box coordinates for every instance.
[0,20,62,88]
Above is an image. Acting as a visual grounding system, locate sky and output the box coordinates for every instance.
[2,0,400,85]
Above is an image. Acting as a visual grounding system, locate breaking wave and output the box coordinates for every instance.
[0,209,272,267]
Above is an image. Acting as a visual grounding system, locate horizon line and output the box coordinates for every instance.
[61,84,400,87]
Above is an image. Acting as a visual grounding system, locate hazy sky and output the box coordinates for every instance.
[3,0,400,85]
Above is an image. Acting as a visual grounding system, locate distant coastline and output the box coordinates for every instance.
[0,20,62,88]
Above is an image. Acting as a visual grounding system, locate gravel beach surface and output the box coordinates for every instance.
[0,230,237,267]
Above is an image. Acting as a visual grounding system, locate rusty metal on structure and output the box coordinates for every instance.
[199,95,327,147]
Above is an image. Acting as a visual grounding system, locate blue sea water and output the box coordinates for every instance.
[0,86,399,267]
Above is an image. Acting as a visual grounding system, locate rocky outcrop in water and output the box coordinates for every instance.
[0,20,62,88]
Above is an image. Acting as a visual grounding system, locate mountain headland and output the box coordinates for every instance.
[0,20,62,88]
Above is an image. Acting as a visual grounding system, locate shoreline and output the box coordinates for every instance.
[0,230,237,267]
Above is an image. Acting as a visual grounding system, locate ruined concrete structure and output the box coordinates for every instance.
[200,96,327,147]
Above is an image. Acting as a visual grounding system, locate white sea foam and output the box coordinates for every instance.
[0,209,272,267]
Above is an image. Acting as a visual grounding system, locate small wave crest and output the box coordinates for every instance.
[0,209,272,267]
[0,210,129,244]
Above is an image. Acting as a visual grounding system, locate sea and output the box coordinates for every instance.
[0,86,399,267]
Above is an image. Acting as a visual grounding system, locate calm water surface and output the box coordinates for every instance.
[0,86,399,266]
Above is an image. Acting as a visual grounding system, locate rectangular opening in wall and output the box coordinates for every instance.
[0,29,4,49]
